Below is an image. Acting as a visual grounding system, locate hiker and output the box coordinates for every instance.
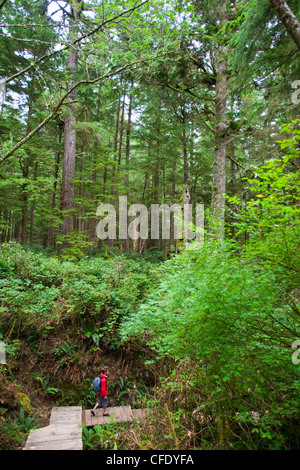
[91,367,109,417]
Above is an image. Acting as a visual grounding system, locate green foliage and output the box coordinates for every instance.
[56,232,94,261]
[34,373,61,395]
[122,242,295,357]
[0,242,160,346]
[120,125,300,449]
[228,120,300,283]
[0,406,39,450]
[0,0,299,451]
[54,341,81,369]
[82,423,120,450]
[121,241,300,448]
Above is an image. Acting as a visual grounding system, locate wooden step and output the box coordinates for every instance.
[82,406,148,427]
[24,405,148,449]
[50,406,82,425]
[24,406,83,450]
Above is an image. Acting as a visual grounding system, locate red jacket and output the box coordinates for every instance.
[99,373,108,397]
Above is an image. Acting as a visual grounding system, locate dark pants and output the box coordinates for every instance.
[97,396,108,407]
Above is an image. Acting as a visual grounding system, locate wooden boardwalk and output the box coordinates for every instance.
[24,406,83,450]
[82,405,147,427]
[24,406,147,450]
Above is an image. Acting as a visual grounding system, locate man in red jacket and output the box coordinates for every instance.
[91,367,109,417]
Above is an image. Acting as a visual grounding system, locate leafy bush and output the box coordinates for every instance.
[121,242,299,448]
[0,242,160,347]
[120,124,300,449]
[228,119,300,288]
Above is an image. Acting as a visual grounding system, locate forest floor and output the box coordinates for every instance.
[0,327,155,450]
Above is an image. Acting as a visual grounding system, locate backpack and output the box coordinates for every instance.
[92,376,101,393]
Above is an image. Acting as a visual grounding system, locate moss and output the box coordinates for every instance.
[17,392,32,414]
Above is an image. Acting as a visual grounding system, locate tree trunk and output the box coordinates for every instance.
[109,82,123,248]
[229,143,236,189]
[125,81,134,186]
[89,86,101,245]
[170,166,177,250]
[60,1,80,240]
[118,89,126,169]
[183,121,189,186]
[89,150,98,244]
[29,162,38,245]
[269,0,300,50]
[21,159,29,245]
[21,77,35,245]
[48,127,62,247]
[124,82,134,252]
[182,102,189,186]
[211,0,228,242]
[114,91,122,155]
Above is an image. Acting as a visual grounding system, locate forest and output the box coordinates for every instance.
[0,0,299,452]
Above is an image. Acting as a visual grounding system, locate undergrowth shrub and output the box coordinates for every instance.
[120,127,300,449]
[0,242,160,347]
[121,240,300,449]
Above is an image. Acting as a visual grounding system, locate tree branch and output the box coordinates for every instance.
[269,0,300,50]
[226,153,246,170]
[259,255,300,273]
[54,0,74,19]
[163,81,215,103]
[4,0,150,85]
[0,0,8,12]
[0,56,157,164]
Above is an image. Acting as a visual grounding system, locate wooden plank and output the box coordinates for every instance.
[82,406,136,427]
[24,437,82,450]
[24,406,83,451]
[24,440,82,451]
[50,407,81,417]
[50,406,82,425]
[26,424,81,436]
[83,407,106,427]
[118,406,132,422]
[118,406,126,421]
[25,425,81,442]
[24,436,82,449]
[120,406,133,422]
[24,405,149,449]
[111,406,119,421]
